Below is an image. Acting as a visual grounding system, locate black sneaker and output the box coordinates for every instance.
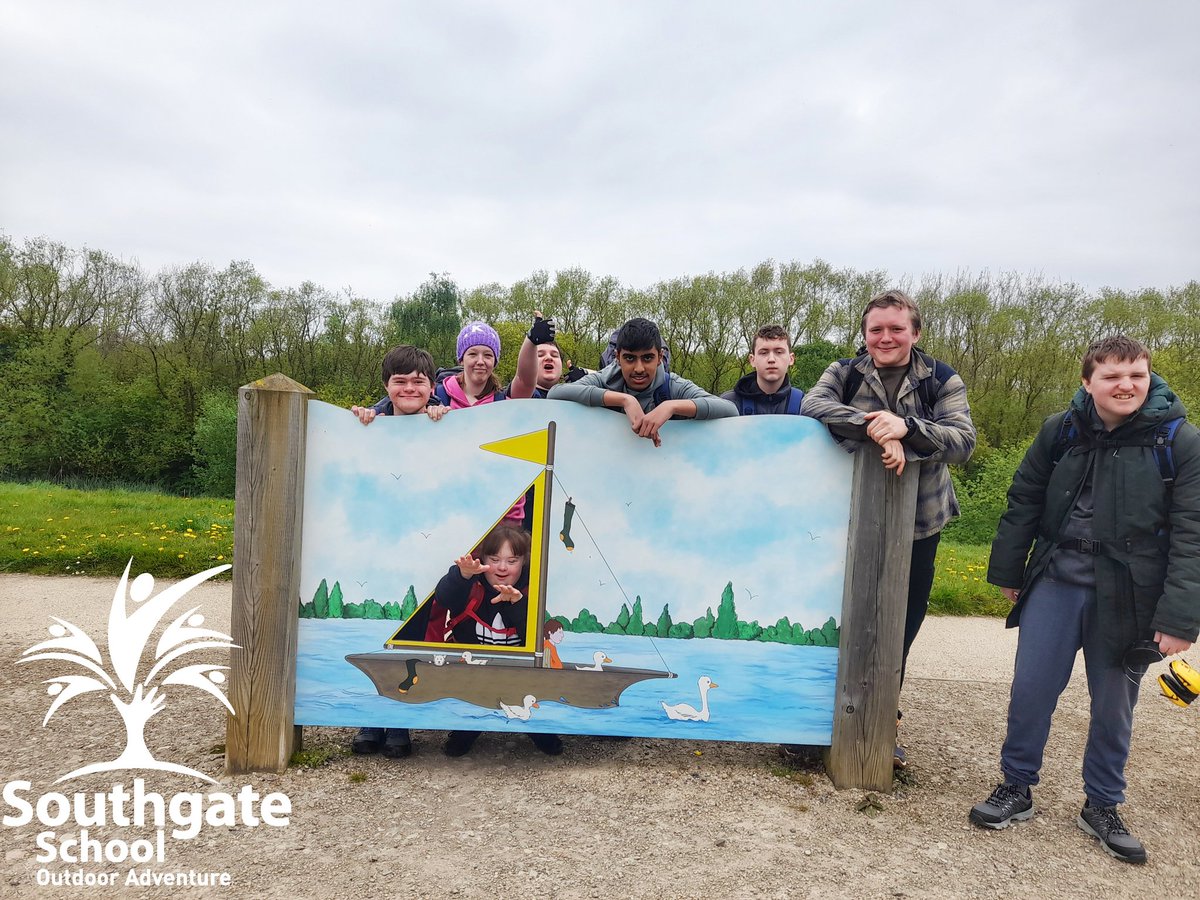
[381,729,412,759]
[969,782,1034,829]
[443,730,481,757]
[1077,803,1147,864]
[351,727,384,755]
[528,733,564,756]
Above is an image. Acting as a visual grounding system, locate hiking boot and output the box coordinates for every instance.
[443,730,481,757]
[381,728,412,759]
[778,744,822,764]
[1077,803,1147,864]
[528,733,564,756]
[969,782,1034,829]
[351,727,384,755]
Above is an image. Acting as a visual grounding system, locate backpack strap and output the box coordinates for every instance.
[785,386,803,415]
[434,381,451,406]
[654,371,673,408]
[1153,416,1185,492]
[739,395,755,416]
[838,357,866,405]
[915,351,956,418]
[1052,411,1077,465]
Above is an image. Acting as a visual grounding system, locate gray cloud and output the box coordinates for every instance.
[2,0,1197,298]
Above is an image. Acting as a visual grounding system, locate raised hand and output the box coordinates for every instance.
[350,405,378,425]
[528,311,556,345]
[492,583,523,604]
[455,554,488,578]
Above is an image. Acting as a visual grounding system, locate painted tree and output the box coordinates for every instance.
[19,560,236,783]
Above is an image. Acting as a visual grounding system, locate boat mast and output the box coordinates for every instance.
[535,421,556,667]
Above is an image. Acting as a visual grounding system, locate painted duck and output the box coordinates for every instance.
[460,651,488,665]
[574,650,612,671]
[499,694,539,720]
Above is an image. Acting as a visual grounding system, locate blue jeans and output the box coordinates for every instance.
[1000,577,1142,806]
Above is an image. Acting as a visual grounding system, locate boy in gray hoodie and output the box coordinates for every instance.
[549,317,737,446]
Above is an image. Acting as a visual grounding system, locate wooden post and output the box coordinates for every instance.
[226,373,313,774]
[825,448,919,790]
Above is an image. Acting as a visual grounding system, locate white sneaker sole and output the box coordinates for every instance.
[969,805,1034,830]
[1076,816,1147,864]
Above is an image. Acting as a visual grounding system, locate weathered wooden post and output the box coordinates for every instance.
[226,373,313,774]
[825,447,919,790]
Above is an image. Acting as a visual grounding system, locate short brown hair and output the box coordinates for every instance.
[752,324,792,352]
[477,524,531,562]
[381,345,435,385]
[1081,335,1151,380]
[860,289,922,336]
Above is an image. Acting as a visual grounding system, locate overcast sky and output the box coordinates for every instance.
[3,1,1197,300]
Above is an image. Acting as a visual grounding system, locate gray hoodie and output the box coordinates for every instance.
[548,363,738,420]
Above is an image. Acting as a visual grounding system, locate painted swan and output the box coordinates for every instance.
[661,675,718,722]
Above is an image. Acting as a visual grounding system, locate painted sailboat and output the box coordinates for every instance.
[346,422,675,709]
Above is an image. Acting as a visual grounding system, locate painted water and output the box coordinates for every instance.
[295,620,837,745]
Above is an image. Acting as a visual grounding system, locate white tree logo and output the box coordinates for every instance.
[19,560,237,784]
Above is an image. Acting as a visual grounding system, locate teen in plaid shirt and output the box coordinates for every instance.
[802,290,975,765]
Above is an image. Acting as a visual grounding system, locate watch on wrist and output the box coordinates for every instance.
[904,416,918,438]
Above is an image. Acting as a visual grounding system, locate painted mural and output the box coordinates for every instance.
[295,398,852,744]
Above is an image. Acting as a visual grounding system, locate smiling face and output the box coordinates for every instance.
[617,346,662,392]
[863,305,919,369]
[750,337,794,391]
[1083,357,1150,429]
[385,371,433,415]
[460,345,496,385]
[483,540,525,588]
[536,344,563,389]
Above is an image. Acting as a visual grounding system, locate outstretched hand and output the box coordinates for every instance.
[528,310,556,345]
[492,584,523,604]
[455,554,488,578]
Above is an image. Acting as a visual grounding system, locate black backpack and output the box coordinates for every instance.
[1052,412,1184,496]
[838,348,955,417]
[738,387,804,416]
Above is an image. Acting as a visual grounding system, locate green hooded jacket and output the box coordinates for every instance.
[987,374,1200,663]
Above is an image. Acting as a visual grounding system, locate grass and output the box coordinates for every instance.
[288,747,342,768]
[929,540,1011,617]
[0,481,234,578]
[0,480,1013,618]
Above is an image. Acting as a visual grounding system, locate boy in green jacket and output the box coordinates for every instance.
[970,335,1200,864]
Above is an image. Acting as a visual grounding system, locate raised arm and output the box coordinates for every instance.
[508,313,555,399]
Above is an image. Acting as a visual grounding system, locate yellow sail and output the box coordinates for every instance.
[384,429,550,657]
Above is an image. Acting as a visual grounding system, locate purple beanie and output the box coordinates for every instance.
[456,321,501,362]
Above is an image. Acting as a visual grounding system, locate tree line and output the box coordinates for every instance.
[2,233,1197,505]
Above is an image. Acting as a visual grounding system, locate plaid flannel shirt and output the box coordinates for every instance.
[801,353,976,539]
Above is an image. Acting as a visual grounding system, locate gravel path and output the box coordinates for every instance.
[1,574,1197,899]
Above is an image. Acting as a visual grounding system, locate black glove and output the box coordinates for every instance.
[564,362,587,383]
[528,315,556,345]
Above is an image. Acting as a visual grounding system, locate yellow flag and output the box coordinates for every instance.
[479,428,548,465]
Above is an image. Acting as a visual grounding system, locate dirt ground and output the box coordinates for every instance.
[1,573,1198,899]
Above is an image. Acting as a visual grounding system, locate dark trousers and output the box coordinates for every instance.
[1000,577,1141,807]
[900,532,941,688]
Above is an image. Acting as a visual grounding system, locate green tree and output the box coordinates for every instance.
[398,586,419,622]
[327,582,344,618]
[312,579,330,618]
[656,605,673,637]
[629,596,645,635]
[713,582,739,640]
